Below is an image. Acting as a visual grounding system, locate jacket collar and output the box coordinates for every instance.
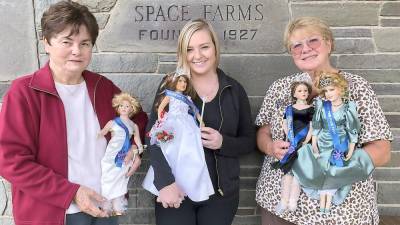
[29,61,101,97]
[216,68,232,90]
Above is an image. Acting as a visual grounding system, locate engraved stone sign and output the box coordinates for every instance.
[97,0,289,53]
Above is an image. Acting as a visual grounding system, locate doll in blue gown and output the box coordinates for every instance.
[292,72,374,213]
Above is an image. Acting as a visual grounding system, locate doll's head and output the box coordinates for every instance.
[112,92,141,117]
[316,71,348,100]
[163,70,196,99]
[290,81,312,104]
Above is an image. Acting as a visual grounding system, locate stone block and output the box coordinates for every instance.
[249,96,264,121]
[94,13,110,29]
[338,55,400,69]
[119,208,155,224]
[371,83,400,96]
[377,182,400,204]
[232,215,261,225]
[73,0,117,12]
[332,28,372,38]
[239,190,257,207]
[373,168,400,181]
[158,54,177,62]
[240,177,257,190]
[0,83,10,100]
[158,63,177,75]
[373,28,400,52]
[381,18,400,27]
[386,115,400,129]
[345,70,400,83]
[126,193,137,208]
[392,130,400,151]
[333,38,374,54]
[105,74,164,113]
[236,207,256,216]
[128,173,146,189]
[0,1,38,80]
[378,96,400,113]
[379,207,400,217]
[219,55,302,96]
[291,2,380,26]
[136,189,155,208]
[384,151,400,168]
[89,53,158,73]
[381,2,400,16]
[240,151,264,167]
[137,159,150,173]
[96,0,289,53]
[34,0,61,29]
[240,167,261,178]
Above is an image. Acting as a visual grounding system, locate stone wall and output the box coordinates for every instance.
[1,0,399,225]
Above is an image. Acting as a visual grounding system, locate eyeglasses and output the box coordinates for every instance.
[289,36,323,56]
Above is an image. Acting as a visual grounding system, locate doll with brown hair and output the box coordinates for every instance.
[99,92,144,215]
[272,81,314,214]
[142,69,214,202]
[292,71,365,214]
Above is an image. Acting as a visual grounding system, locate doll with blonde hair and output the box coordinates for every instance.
[99,92,144,215]
[292,71,368,213]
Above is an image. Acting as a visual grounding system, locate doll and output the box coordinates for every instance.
[99,92,144,215]
[292,71,361,214]
[271,81,314,214]
[142,69,214,202]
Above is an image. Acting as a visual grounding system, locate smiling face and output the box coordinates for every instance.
[186,29,217,77]
[175,76,188,92]
[44,25,93,80]
[293,84,310,101]
[289,28,332,74]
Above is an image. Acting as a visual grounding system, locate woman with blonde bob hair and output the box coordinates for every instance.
[144,18,255,225]
[255,16,392,224]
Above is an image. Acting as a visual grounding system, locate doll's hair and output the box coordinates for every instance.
[155,73,197,112]
[290,81,312,104]
[316,71,348,99]
[112,92,142,117]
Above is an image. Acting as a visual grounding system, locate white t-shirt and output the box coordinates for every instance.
[55,81,107,214]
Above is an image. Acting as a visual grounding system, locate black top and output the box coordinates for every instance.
[283,107,314,137]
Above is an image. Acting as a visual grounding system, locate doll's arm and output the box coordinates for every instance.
[282,119,288,137]
[311,135,319,157]
[303,123,313,145]
[133,123,144,153]
[345,143,356,161]
[98,120,113,137]
[157,96,170,120]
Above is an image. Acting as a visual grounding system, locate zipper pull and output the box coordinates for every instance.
[218,188,224,196]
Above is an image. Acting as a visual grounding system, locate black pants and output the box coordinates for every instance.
[66,212,118,225]
[155,192,239,225]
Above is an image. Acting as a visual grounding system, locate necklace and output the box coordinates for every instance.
[296,99,307,105]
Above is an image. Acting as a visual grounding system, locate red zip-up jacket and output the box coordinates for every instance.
[0,63,147,225]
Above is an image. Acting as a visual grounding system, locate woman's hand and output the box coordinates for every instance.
[200,127,223,150]
[270,140,290,160]
[157,183,185,208]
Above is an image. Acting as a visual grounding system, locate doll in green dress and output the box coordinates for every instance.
[292,71,374,214]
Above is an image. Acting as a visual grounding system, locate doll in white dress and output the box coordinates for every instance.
[142,69,214,202]
[99,93,144,215]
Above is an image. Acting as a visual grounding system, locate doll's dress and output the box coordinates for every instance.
[142,95,214,201]
[271,106,314,174]
[101,119,133,202]
[292,99,374,205]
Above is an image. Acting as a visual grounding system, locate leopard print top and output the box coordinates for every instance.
[255,72,393,224]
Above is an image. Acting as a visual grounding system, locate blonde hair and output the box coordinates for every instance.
[316,71,348,99]
[112,92,142,117]
[177,18,220,75]
[283,17,334,54]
